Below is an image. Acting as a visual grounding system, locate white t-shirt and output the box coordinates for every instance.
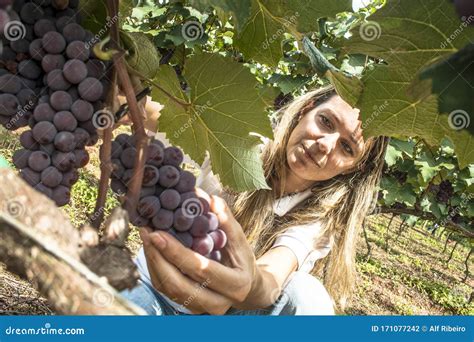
[135,142,332,313]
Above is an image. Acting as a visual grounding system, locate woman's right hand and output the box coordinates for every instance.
[147,195,259,308]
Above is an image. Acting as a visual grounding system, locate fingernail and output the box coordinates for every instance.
[151,232,167,249]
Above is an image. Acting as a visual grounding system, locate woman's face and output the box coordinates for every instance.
[286,94,365,183]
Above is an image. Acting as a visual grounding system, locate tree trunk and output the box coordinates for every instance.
[0,169,144,315]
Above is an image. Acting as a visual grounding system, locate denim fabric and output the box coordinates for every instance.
[120,271,335,316]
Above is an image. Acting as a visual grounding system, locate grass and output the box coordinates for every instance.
[0,126,472,315]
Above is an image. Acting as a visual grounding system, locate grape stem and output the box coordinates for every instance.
[107,0,148,214]
[89,0,120,229]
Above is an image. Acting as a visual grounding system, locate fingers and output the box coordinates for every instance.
[209,195,243,243]
[139,227,153,247]
[149,231,248,302]
[142,235,232,315]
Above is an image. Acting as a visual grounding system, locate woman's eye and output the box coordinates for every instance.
[342,142,353,156]
[320,114,332,129]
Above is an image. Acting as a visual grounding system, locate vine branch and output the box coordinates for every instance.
[106,0,148,214]
[90,0,120,229]
[377,206,474,238]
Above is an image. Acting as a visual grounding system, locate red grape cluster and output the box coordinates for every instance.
[110,133,227,262]
[1,0,110,206]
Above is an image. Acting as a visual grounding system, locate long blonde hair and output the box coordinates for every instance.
[231,86,389,312]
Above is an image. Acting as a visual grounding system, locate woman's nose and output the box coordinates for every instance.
[317,133,339,155]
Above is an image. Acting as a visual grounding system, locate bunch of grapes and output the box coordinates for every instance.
[1,0,110,206]
[109,133,227,262]
[454,0,474,23]
[436,180,454,204]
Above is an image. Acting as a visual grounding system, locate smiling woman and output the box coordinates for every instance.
[121,86,390,316]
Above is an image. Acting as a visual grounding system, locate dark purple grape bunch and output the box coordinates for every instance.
[109,133,228,263]
[436,180,454,204]
[6,0,109,206]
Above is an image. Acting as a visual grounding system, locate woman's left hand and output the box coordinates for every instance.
[143,195,257,314]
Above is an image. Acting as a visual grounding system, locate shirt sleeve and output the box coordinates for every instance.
[271,221,332,273]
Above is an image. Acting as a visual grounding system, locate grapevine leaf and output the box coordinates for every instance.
[337,0,474,168]
[151,54,273,192]
[267,74,311,94]
[326,70,363,107]
[410,43,474,135]
[468,202,474,217]
[188,0,252,32]
[430,202,448,219]
[235,0,352,66]
[118,0,134,19]
[79,0,107,34]
[390,138,415,158]
[385,144,403,167]
[381,176,416,206]
[415,152,440,183]
[120,32,161,79]
[283,0,353,33]
[302,36,362,106]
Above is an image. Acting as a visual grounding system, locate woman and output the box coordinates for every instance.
[121,86,389,315]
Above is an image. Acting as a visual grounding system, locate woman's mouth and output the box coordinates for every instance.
[301,144,320,168]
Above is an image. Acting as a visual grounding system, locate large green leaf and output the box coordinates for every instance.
[79,0,132,33]
[337,0,474,168]
[79,0,107,34]
[235,0,352,66]
[189,0,252,32]
[411,43,474,135]
[120,31,161,79]
[151,53,273,192]
[381,176,417,206]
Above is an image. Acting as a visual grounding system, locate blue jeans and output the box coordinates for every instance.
[120,271,335,315]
